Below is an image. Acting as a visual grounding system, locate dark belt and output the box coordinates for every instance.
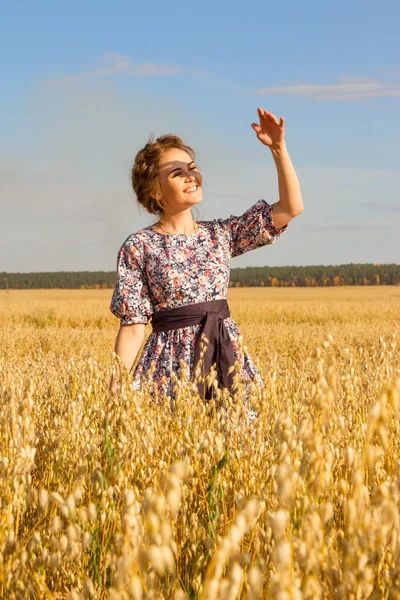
[151,299,237,400]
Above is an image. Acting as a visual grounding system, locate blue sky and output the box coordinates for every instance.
[1,0,399,272]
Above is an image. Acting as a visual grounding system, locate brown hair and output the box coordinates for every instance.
[131,134,196,216]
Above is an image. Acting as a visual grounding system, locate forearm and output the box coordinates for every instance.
[270,141,304,228]
[113,324,145,375]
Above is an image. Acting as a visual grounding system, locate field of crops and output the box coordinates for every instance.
[1,287,400,599]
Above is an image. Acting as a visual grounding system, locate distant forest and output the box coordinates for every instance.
[1,264,400,289]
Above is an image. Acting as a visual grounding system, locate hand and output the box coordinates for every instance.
[109,375,120,394]
[251,107,285,149]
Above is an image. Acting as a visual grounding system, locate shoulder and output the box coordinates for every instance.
[197,219,219,231]
[117,230,149,261]
[195,219,227,240]
[211,200,272,226]
[123,227,151,244]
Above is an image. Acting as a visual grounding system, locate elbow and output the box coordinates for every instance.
[276,197,304,219]
[272,199,304,228]
[119,322,146,338]
[290,202,304,218]
[294,205,304,217]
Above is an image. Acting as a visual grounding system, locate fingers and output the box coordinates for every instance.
[266,111,278,124]
[257,107,284,126]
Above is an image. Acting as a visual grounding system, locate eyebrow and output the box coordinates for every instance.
[168,161,196,176]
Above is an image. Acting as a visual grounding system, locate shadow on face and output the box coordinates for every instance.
[158,159,202,185]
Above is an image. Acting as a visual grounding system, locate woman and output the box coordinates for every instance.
[109,108,304,419]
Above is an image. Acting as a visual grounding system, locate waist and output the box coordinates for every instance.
[151,299,230,333]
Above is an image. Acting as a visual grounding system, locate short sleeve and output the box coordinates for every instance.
[217,199,288,258]
[109,237,153,325]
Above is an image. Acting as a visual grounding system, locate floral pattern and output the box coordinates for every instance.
[110,199,287,420]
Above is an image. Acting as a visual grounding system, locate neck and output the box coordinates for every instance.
[158,210,196,234]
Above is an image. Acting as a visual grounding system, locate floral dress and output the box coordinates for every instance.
[110,199,287,420]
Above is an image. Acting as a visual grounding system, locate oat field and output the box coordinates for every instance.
[1,287,400,599]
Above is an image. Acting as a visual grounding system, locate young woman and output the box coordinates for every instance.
[109,108,304,420]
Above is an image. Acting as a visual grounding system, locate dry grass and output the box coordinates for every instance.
[1,287,400,599]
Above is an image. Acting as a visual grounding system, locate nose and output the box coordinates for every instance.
[185,169,201,184]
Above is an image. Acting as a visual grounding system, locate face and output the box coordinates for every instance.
[155,147,203,215]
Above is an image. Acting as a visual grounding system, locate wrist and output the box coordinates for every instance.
[270,141,287,158]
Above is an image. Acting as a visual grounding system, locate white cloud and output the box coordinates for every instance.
[254,76,400,101]
[48,52,199,85]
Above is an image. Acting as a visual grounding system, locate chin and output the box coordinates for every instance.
[182,189,203,204]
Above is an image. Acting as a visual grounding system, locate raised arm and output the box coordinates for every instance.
[251,107,304,229]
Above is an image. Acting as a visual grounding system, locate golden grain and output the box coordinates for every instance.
[0,287,399,598]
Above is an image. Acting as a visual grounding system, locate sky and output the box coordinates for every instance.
[1,0,399,272]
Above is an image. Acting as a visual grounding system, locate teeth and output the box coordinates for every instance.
[185,185,197,193]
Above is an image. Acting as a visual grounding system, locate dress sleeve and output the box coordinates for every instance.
[109,236,153,325]
[217,199,288,258]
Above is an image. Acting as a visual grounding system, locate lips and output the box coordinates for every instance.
[184,184,199,193]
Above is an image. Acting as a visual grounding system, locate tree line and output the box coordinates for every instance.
[1,264,399,289]
[228,263,400,287]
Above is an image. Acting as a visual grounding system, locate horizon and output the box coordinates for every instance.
[2,261,400,277]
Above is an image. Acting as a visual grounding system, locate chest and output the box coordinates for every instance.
[143,231,230,296]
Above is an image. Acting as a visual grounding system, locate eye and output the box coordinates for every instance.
[171,164,197,177]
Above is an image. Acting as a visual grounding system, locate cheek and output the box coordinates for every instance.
[172,179,183,194]
[161,178,177,196]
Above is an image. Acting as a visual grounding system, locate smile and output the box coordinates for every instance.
[184,185,198,193]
